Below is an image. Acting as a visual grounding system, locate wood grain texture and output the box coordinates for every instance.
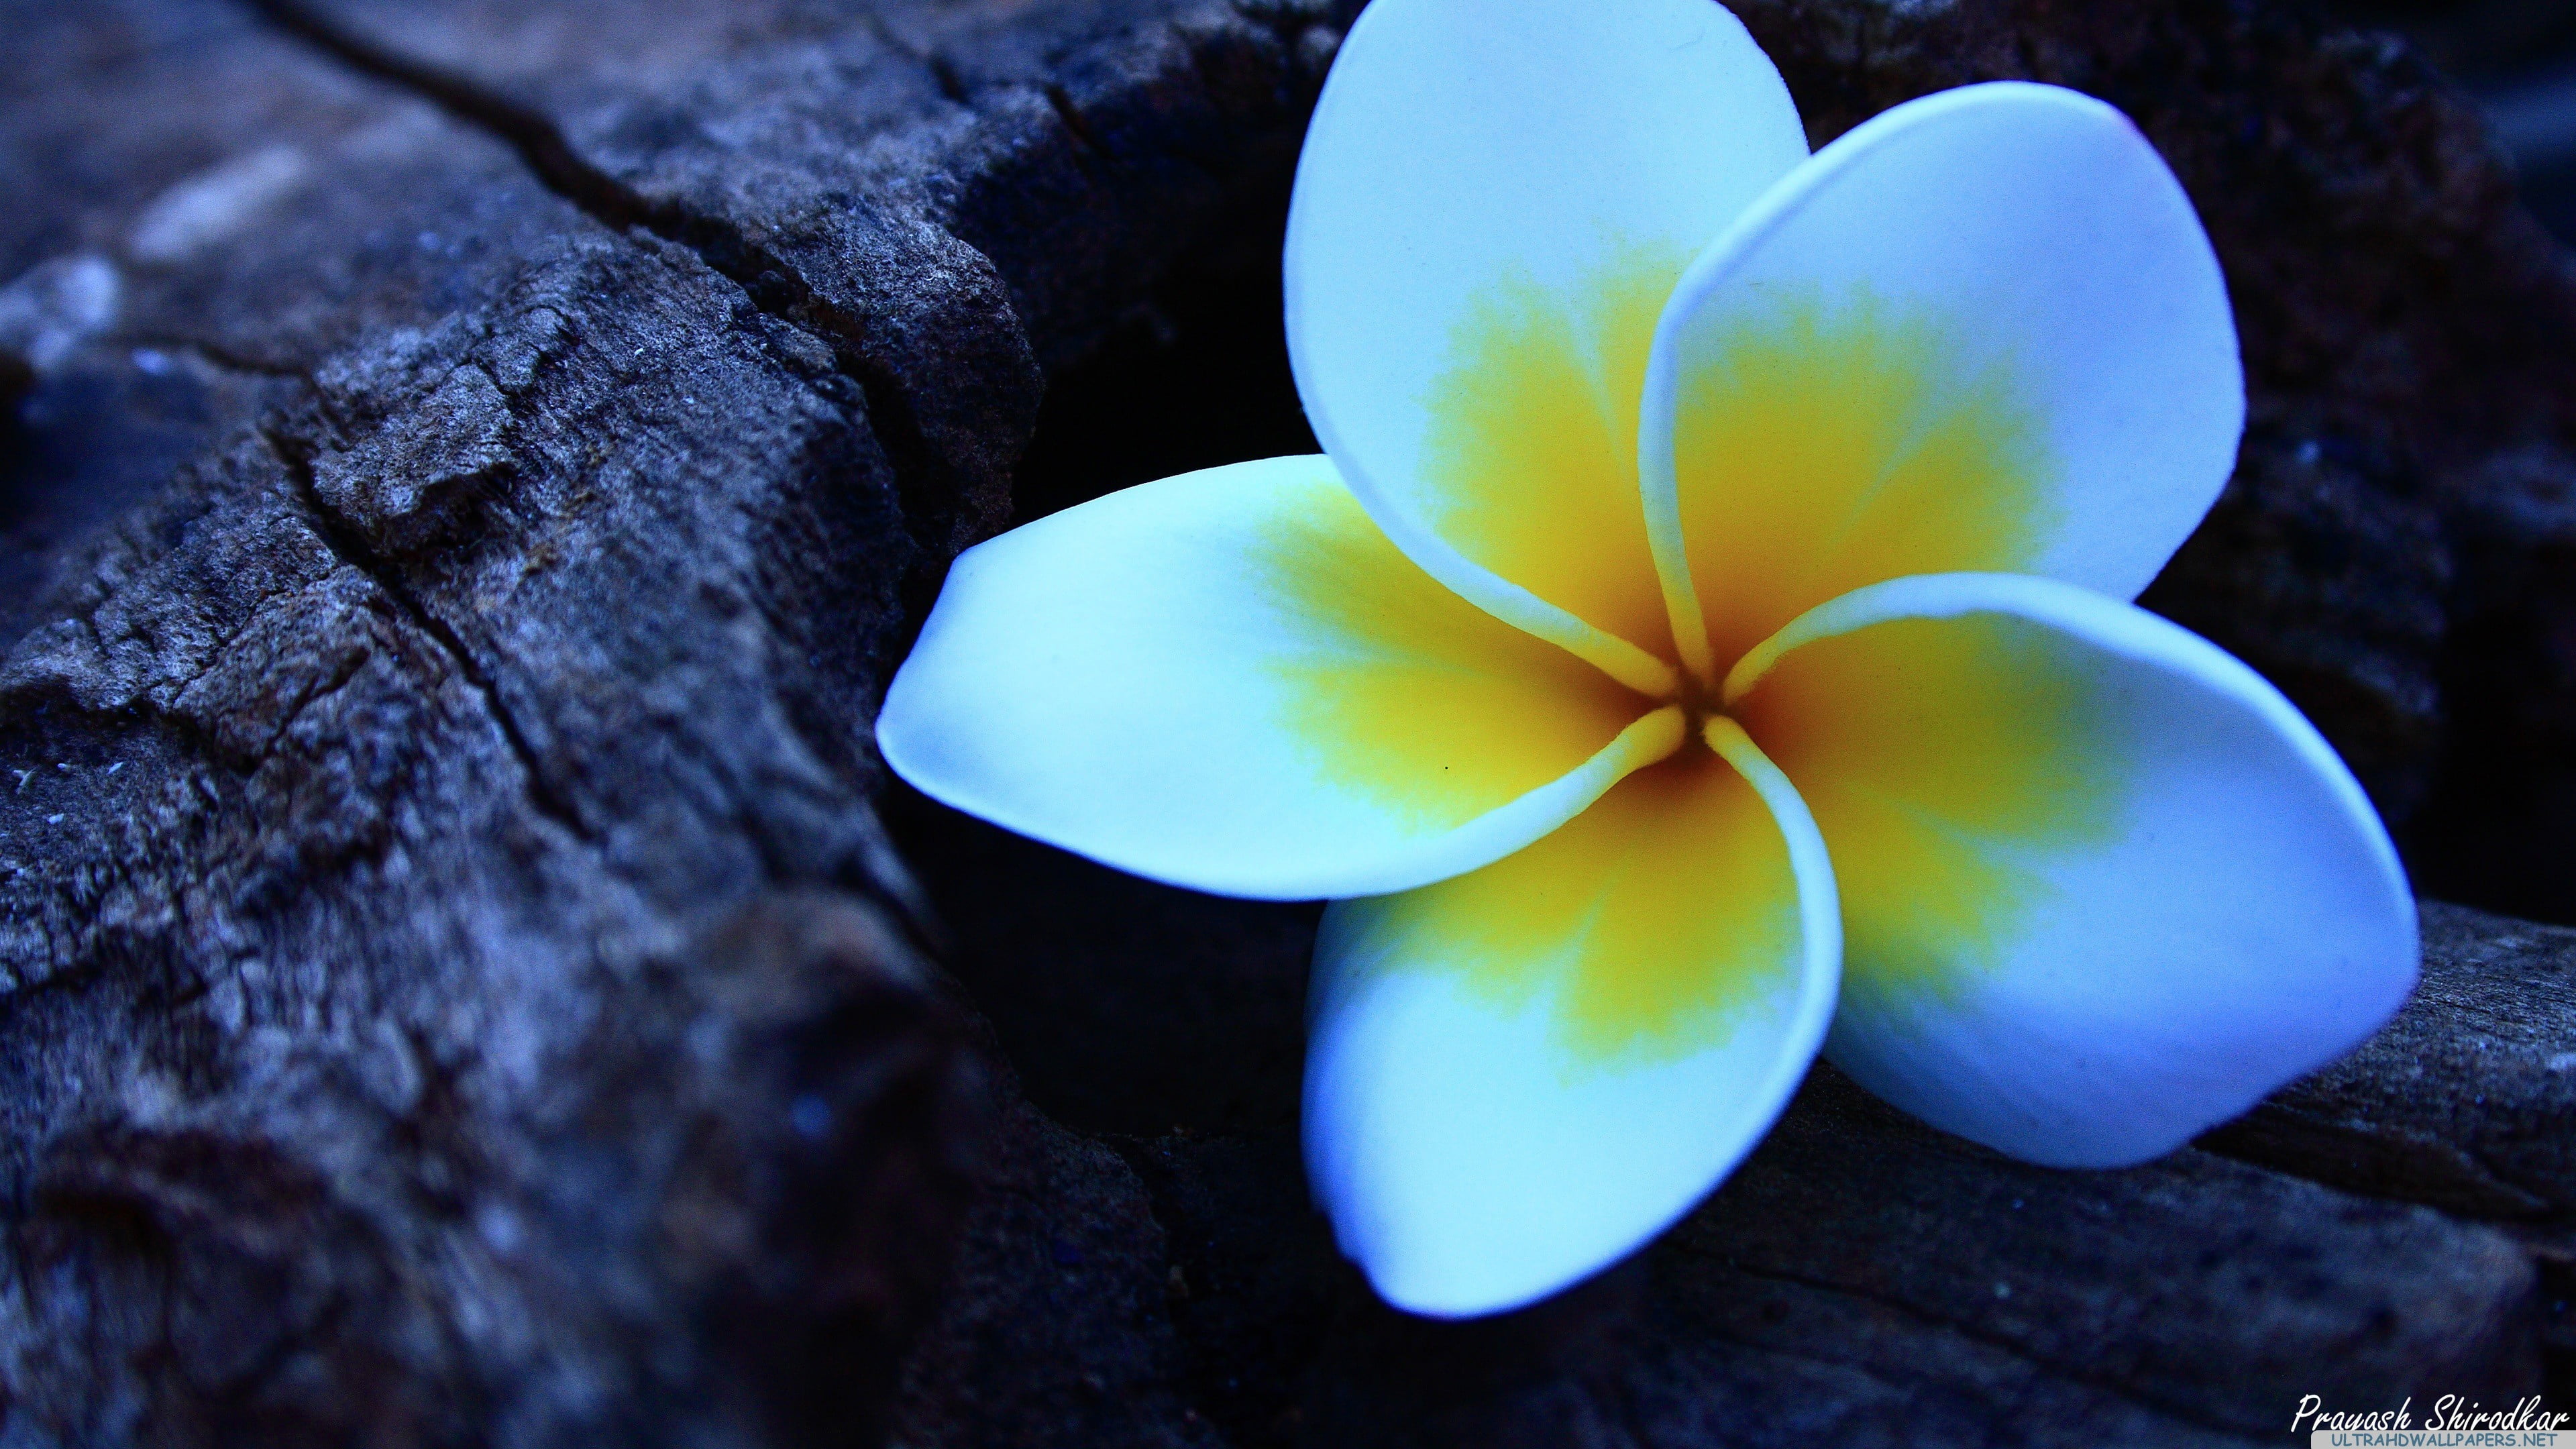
[0,0,2570,1442]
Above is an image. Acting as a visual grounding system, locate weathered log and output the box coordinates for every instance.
[3,0,2574,1442]
[2206,903,2576,1220]
[2205,902,2576,1402]
[908,854,2565,1445]
[0,0,1342,1439]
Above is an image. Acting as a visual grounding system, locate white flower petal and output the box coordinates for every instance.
[1727,572,2416,1167]
[1641,83,2243,678]
[1286,0,1806,687]
[879,455,1678,902]
[1305,729,1839,1317]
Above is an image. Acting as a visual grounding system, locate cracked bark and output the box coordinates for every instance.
[270,427,596,841]
[1,0,2573,1444]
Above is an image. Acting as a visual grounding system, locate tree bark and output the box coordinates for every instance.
[1,0,2572,1444]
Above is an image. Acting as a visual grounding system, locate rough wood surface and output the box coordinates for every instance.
[1,0,2572,1443]
[2208,903,2576,1220]
[896,819,2566,1448]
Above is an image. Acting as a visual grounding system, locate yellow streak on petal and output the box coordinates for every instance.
[1332,742,1804,1071]
[1252,480,1652,831]
[1417,245,1693,659]
[1676,292,2057,668]
[1733,612,2127,1000]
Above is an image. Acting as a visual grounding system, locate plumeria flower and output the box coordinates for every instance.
[878,0,2418,1317]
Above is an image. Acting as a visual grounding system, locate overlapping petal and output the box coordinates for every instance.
[1640,83,2243,679]
[879,455,1678,901]
[1304,732,1838,1317]
[1725,573,2416,1166]
[1286,0,1807,690]
[881,0,2411,1327]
